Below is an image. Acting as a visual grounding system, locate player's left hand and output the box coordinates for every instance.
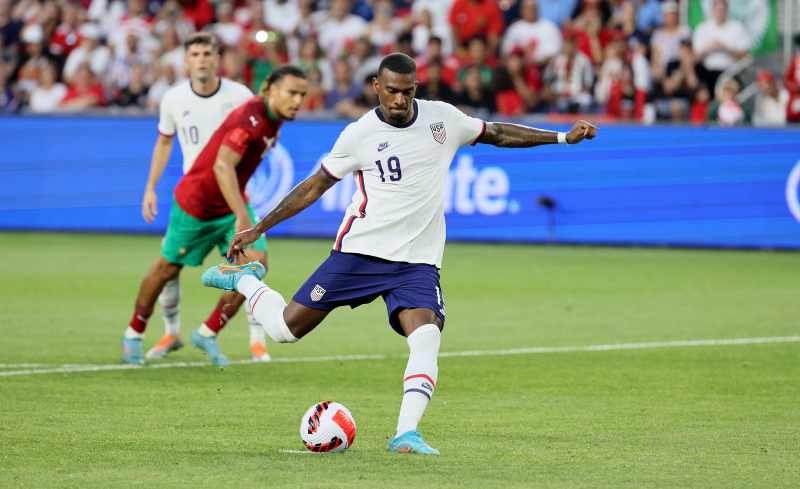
[227,228,259,264]
[566,120,597,145]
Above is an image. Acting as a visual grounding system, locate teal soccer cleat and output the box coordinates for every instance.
[190,328,230,366]
[387,430,440,455]
[121,336,145,365]
[201,262,266,292]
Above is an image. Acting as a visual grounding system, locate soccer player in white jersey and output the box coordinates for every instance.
[137,32,271,363]
[202,53,597,453]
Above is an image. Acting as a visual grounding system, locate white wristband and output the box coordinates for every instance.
[557,132,568,144]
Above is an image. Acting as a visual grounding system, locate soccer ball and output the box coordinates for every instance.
[300,402,356,453]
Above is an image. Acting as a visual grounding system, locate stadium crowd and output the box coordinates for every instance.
[0,0,798,125]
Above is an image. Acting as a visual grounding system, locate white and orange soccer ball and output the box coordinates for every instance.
[300,402,356,452]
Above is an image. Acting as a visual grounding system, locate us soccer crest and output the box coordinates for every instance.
[310,284,326,301]
[430,122,446,144]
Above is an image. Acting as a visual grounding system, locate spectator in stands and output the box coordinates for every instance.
[501,0,562,68]
[317,0,367,62]
[265,0,301,36]
[783,34,800,122]
[60,63,105,110]
[458,35,495,87]
[159,25,185,77]
[325,58,359,110]
[616,1,647,52]
[0,0,24,58]
[28,60,65,112]
[0,60,20,113]
[153,0,196,42]
[753,70,788,127]
[365,0,401,53]
[63,23,111,84]
[299,67,325,111]
[571,0,613,27]
[14,24,57,96]
[708,78,748,126]
[632,0,663,35]
[690,83,710,124]
[109,0,156,53]
[336,73,378,118]
[112,61,148,107]
[49,3,86,59]
[650,1,690,82]
[594,34,624,112]
[452,64,495,118]
[180,0,215,31]
[416,59,454,103]
[416,36,458,86]
[107,32,154,90]
[146,61,178,108]
[296,36,334,92]
[410,7,454,58]
[448,0,505,53]
[395,32,416,58]
[207,1,243,49]
[572,7,607,67]
[494,50,541,115]
[536,0,576,29]
[655,38,699,121]
[691,0,749,93]
[350,37,381,87]
[294,0,320,39]
[542,31,594,113]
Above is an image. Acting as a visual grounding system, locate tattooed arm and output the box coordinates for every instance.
[227,168,338,262]
[478,120,597,147]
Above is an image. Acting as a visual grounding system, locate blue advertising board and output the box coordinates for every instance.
[1,115,799,249]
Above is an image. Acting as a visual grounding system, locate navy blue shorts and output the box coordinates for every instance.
[292,250,445,336]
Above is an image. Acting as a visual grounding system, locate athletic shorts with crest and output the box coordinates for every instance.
[160,199,267,267]
[292,250,445,336]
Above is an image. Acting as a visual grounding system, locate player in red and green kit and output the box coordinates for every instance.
[122,65,308,366]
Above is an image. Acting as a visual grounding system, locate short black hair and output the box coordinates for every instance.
[259,64,307,95]
[184,32,219,53]
[377,53,416,78]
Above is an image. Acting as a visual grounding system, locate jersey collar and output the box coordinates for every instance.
[264,99,279,123]
[374,99,418,129]
[190,77,221,98]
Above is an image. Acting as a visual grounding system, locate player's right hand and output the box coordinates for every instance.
[142,188,158,223]
[227,228,259,264]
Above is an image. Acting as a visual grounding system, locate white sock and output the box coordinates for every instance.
[395,324,441,437]
[124,326,144,339]
[247,305,266,346]
[237,275,297,343]
[198,324,216,337]
[159,276,181,337]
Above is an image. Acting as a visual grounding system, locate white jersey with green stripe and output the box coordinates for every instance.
[320,99,485,268]
[157,78,253,174]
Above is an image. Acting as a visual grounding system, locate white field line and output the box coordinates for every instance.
[1,336,798,378]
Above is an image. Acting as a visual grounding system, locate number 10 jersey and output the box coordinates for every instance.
[320,99,485,268]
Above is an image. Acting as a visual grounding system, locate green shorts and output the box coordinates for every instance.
[161,200,267,267]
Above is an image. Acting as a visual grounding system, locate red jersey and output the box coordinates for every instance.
[448,0,505,46]
[174,96,281,220]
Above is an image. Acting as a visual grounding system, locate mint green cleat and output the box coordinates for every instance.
[387,430,440,455]
[121,336,145,365]
[201,262,266,292]
[190,329,229,366]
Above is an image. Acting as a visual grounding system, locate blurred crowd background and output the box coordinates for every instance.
[1,0,798,126]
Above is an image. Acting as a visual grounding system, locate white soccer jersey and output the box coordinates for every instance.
[157,78,253,174]
[321,99,485,268]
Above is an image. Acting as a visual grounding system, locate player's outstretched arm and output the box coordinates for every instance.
[478,120,597,148]
[227,168,338,262]
[142,134,174,223]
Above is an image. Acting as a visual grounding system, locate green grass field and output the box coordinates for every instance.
[1,232,799,487]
